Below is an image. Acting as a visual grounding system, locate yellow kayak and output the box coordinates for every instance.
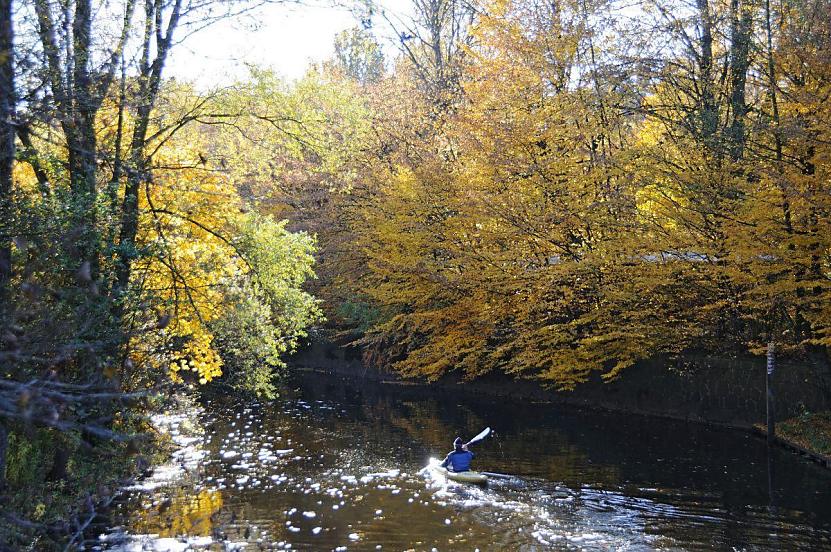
[434,466,488,485]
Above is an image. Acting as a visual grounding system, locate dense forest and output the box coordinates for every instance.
[0,0,829,546]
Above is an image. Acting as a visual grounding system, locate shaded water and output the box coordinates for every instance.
[99,372,831,550]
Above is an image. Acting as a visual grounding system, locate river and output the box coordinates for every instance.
[97,372,831,550]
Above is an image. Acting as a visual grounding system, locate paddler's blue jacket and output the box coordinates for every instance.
[441,449,474,472]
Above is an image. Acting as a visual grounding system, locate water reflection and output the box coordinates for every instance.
[101,373,831,551]
[128,489,223,537]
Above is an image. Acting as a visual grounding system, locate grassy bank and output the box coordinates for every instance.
[778,412,831,459]
[755,411,831,468]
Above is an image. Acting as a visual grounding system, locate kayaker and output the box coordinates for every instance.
[441,437,474,472]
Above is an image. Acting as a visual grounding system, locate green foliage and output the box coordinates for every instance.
[336,299,384,334]
[210,290,286,398]
[210,212,323,398]
[6,431,44,486]
[1,427,148,550]
[233,212,322,345]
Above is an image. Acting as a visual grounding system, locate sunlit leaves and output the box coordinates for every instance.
[119,84,323,390]
[322,0,831,387]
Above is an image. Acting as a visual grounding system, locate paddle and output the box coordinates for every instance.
[479,471,514,480]
[465,427,491,447]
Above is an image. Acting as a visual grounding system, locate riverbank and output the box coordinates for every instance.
[0,437,139,549]
[98,395,214,551]
[0,394,194,550]
[754,413,831,469]
[290,335,831,426]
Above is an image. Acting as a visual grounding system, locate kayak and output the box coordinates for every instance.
[433,466,489,485]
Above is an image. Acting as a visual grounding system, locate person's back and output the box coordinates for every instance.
[441,437,474,472]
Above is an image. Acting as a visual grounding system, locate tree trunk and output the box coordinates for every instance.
[696,0,718,146]
[115,166,144,296]
[0,422,7,491]
[766,341,776,444]
[727,0,752,161]
[70,0,101,279]
[0,0,13,310]
[115,0,182,298]
[115,90,155,297]
[46,442,70,481]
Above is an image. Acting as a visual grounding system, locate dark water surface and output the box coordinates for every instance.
[99,372,831,550]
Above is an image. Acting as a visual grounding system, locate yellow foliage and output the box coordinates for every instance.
[322,0,831,388]
[128,134,244,383]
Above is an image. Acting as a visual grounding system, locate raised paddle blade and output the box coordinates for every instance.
[466,427,491,446]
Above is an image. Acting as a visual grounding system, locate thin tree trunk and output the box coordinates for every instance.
[70,0,101,279]
[0,0,13,310]
[46,442,70,481]
[0,422,7,491]
[764,0,784,176]
[115,0,182,297]
[697,0,718,146]
[727,0,752,161]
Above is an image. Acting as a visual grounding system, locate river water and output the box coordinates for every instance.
[98,372,831,551]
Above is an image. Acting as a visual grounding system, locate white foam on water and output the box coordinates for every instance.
[101,534,214,551]
[366,469,400,478]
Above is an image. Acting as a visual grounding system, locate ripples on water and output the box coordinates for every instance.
[98,374,831,551]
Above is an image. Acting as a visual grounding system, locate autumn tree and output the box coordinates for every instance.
[336,0,646,385]
[321,0,831,390]
[624,0,830,371]
[329,26,386,85]
[723,0,831,358]
[1,0,324,545]
[382,0,475,106]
